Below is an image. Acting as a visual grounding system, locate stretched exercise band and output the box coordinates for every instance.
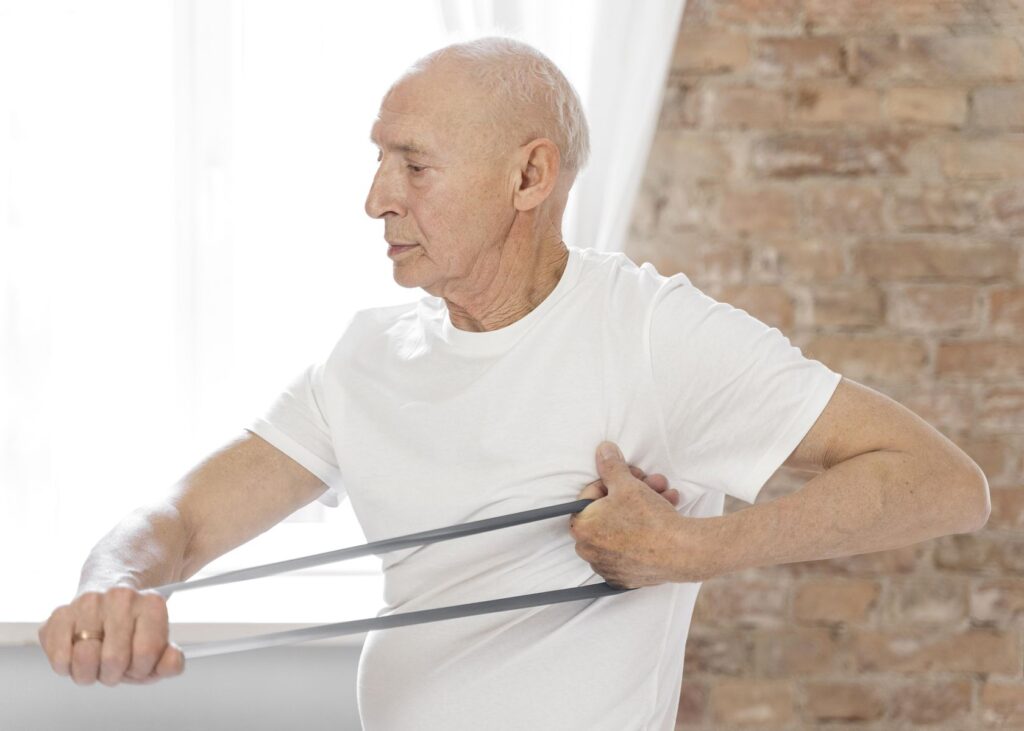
[152,498,636,660]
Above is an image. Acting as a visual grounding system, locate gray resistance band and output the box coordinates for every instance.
[153,498,636,660]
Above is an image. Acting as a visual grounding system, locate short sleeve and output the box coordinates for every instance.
[649,279,841,504]
[245,360,347,508]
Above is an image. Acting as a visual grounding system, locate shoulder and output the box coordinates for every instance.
[576,246,692,301]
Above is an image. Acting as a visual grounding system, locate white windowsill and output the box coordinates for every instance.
[1,622,369,649]
[5,570,385,650]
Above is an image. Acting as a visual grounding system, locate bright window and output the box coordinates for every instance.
[1,0,448,624]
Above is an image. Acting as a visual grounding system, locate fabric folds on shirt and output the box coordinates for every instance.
[245,245,841,731]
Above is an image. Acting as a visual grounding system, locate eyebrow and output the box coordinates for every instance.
[368,132,432,158]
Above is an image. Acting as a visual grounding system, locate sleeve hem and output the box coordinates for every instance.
[729,369,843,505]
[244,420,345,507]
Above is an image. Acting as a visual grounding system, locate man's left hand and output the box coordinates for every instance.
[569,441,691,590]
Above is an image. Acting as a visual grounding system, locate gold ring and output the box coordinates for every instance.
[72,629,105,643]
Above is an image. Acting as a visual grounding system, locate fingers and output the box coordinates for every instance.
[99,588,136,686]
[38,606,74,678]
[41,587,182,687]
[578,467,673,501]
[125,594,170,681]
[153,642,186,679]
[69,592,103,686]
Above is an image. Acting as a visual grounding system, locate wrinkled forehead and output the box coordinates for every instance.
[370,65,503,159]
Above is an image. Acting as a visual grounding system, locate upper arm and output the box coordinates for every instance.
[783,376,985,481]
[164,430,329,579]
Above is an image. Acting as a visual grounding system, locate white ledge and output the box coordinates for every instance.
[1,621,368,649]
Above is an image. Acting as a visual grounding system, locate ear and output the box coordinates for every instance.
[512,138,561,212]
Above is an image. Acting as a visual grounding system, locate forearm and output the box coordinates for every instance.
[75,502,193,597]
[693,449,988,579]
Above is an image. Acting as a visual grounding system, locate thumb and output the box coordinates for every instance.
[596,441,631,493]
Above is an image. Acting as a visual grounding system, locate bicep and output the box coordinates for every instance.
[165,430,329,579]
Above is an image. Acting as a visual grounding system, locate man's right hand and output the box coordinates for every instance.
[37,586,185,686]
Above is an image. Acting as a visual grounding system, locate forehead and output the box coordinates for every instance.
[369,66,490,157]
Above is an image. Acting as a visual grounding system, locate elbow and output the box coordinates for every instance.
[957,462,991,533]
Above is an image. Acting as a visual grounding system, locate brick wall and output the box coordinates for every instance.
[626,1,1024,728]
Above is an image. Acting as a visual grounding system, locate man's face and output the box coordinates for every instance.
[365,62,516,297]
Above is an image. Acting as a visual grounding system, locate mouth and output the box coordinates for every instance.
[387,243,418,257]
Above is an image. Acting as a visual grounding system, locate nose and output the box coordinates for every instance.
[364,162,404,220]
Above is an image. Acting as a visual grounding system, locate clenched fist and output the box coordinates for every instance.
[38,586,185,686]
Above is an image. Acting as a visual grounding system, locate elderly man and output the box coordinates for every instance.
[40,36,989,730]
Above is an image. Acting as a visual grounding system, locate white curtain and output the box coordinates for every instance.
[438,0,687,253]
[1,0,685,626]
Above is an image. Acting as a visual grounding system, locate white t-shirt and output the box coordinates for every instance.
[246,245,841,730]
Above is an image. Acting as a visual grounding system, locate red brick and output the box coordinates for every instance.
[751,131,912,177]
[804,0,888,33]
[990,488,1024,531]
[806,0,1002,33]
[755,37,844,78]
[990,287,1024,334]
[711,680,795,726]
[679,0,714,28]
[979,384,1024,432]
[648,236,749,285]
[891,680,972,724]
[992,184,1024,232]
[887,87,968,126]
[692,577,788,628]
[934,532,1001,573]
[803,682,885,723]
[972,85,1024,131]
[853,628,1020,673]
[803,184,884,233]
[717,187,797,234]
[792,85,881,124]
[852,238,1016,282]
[803,335,928,384]
[1000,538,1024,574]
[936,340,1024,380]
[707,86,787,128]
[893,383,974,434]
[891,184,980,232]
[810,284,884,329]
[657,81,701,129]
[783,544,925,576]
[793,578,879,624]
[972,579,1024,626]
[715,283,795,331]
[888,1,1012,29]
[710,0,802,29]
[882,577,968,626]
[981,682,1024,726]
[941,137,1024,180]
[750,237,845,283]
[673,32,751,74]
[887,283,980,333]
[647,130,732,181]
[757,627,840,676]
[677,679,707,725]
[852,35,1024,83]
[959,436,1020,487]
[684,629,756,676]
[632,176,706,235]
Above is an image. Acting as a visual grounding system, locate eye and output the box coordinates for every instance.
[407,164,426,174]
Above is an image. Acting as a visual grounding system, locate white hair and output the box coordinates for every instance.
[405,35,591,176]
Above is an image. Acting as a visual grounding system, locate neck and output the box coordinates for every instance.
[444,239,570,333]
